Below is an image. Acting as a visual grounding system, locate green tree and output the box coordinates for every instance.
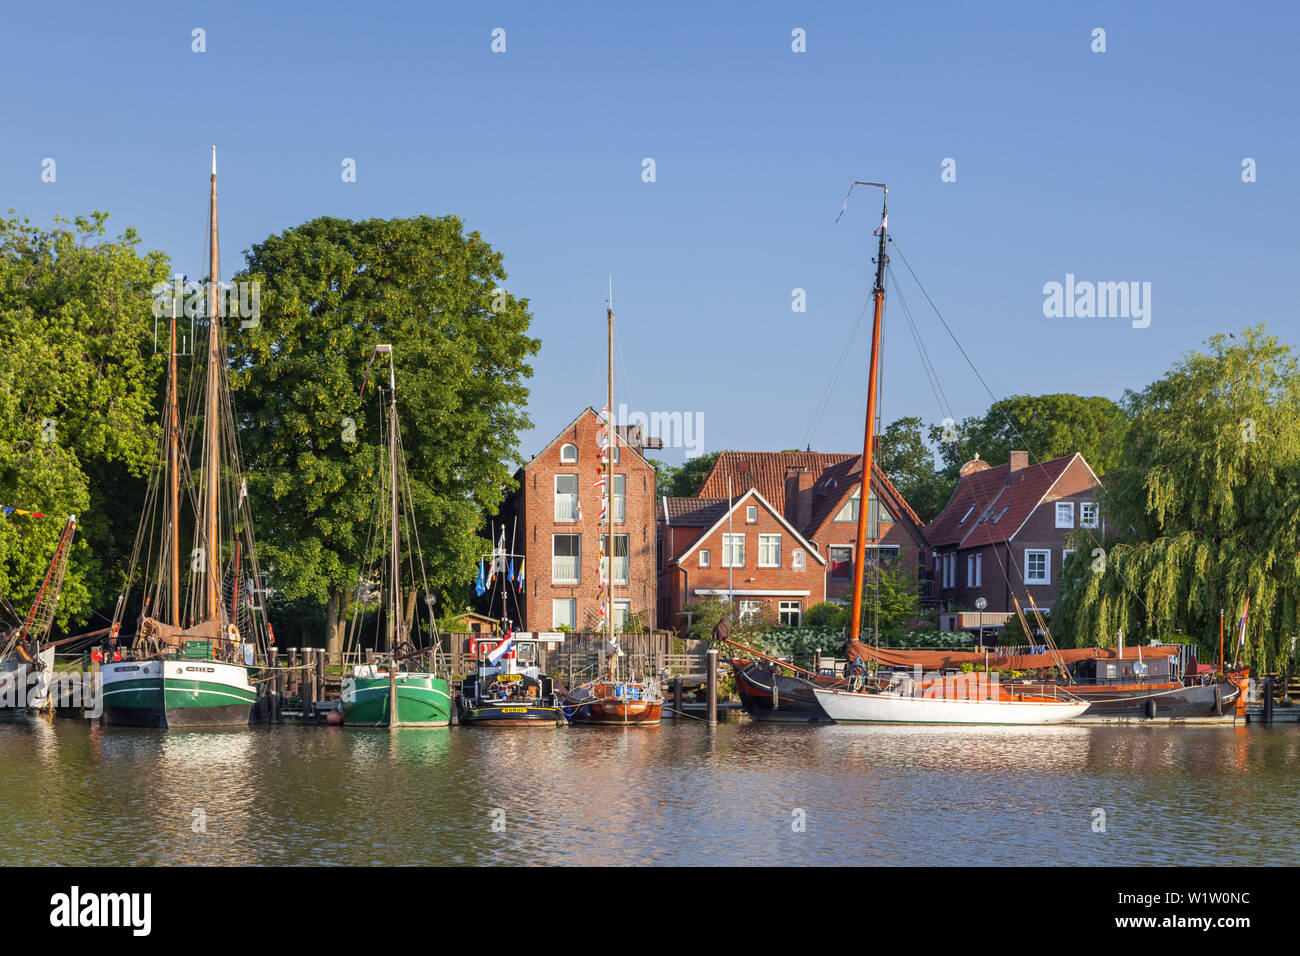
[228,215,539,660]
[653,452,719,498]
[960,394,1128,477]
[856,562,921,643]
[879,416,950,522]
[1054,326,1300,668]
[0,212,169,632]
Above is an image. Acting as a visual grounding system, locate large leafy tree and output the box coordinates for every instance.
[0,212,169,632]
[878,416,950,522]
[1054,326,1300,667]
[229,215,538,659]
[653,452,720,499]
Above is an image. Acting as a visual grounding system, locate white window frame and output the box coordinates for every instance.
[1079,501,1098,529]
[833,493,860,523]
[698,549,710,568]
[778,600,801,626]
[559,443,578,463]
[554,474,579,522]
[967,552,982,588]
[738,599,763,623]
[551,534,581,584]
[1055,501,1074,528]
[1025,549,1051,585]
[757,533,781,568]
[792,548,805,571]
[721,533,746,568]
[1063,548,1076,564]
[551,598,576,630]
[611,473,626,524]
[609,533,629,585]
[829,545,853,580]
[746,505,758,524]
[612,599,631,630]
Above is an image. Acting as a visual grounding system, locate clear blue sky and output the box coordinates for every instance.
[4,0,1295,465]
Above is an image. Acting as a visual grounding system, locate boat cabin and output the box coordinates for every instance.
[1070,654,1180,685]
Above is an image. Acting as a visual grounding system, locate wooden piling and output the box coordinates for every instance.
[706,648,718,726]
[315,649,325,702]
[302,650,315,717]
[1264,676,1274,724]
[673,677,683,720]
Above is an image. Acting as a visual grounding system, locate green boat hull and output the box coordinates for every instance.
[341,674,451,727]
[101,660,258,728]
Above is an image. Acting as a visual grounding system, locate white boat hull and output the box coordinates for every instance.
[813,688,1090,725]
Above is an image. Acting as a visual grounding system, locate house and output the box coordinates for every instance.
[657,450,931,631]
[924,450,1106,636]
[490,408,658,633]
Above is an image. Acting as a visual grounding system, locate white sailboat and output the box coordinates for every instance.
[814,184,1086,726]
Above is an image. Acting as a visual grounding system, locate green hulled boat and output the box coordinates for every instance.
[340,344,452,728]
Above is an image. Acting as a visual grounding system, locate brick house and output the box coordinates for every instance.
[924,450,1105,635]
[657,450,931,631]
[491,408,658,633]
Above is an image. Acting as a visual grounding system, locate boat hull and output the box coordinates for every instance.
[570,699,663,725]
[101,659,257,728]
[1061,680,1239,722]
[732,659,833,722]
[458,702,567,727]
[341,674,451,727]
[0,646,56,713]
[813,687,1089,725]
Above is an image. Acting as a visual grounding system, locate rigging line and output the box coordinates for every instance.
[889,269,951,426]
[801,294,873,451]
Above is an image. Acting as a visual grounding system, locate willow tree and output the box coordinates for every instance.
[229,215,538,661]
[1055,326,1300,668]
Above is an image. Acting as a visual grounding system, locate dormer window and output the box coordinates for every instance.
[560,443,578,463]
[959,506,974,524]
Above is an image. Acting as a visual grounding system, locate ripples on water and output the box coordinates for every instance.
[0,718,1289,866]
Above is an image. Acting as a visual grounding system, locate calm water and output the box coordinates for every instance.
[1,717,1294,866]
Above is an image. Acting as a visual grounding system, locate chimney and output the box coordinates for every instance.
[784,466,814,532]
[1009,450,1029,474]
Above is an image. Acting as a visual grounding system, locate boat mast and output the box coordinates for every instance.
[167,292,181,626]
[201,146,223,627]
[385,346,400,656]
[848,187,888,648]
[606,278,616,678]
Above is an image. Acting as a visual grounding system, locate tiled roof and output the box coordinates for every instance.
[925,453,1079,549]
[662,497,730,526]
[697,451,854,512]
[804,455,925,536]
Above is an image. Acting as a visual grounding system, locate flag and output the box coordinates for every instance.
[592,474,606,490]
[1237,598,1251,648]
[238,478,247,507]
[487,629,514,665]
[874,212,888,236]
[508,557,516,584]
[474,561,487,597]
[516,557,525,592]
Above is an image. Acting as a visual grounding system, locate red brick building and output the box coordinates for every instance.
[925,451,1106,634]
[492,408,658,632]
[657,450,932,631]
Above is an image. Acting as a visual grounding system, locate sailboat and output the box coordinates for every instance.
[563,286,663,726]
[99,149,266,728]
[0,516,77,715]
[340,345,453,727]
[809,185,1087,726]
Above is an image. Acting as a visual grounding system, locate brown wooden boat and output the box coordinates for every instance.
[566,680,663,725]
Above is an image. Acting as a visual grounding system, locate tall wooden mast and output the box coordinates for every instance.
[167,300,181,625]
[202,146,223,625]
[606,281,616,670]
[385,346,400,655]
[848,188,888,647]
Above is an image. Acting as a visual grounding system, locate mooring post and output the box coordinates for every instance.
[270,648,282,722]
[315,649,325,703]
[706,648,718,726]
[672,677,683,720]
[1264,676,1274,724]
[302,650,314,718]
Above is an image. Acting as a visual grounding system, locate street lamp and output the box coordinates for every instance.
[975,597,987,672]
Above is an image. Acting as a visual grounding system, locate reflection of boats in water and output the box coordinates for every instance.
[1,516,77,715]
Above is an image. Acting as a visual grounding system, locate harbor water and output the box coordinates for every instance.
[1,719,1292,866]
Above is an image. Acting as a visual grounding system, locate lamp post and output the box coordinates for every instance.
[976,597,987,672]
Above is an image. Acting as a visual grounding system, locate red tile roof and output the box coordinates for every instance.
[804,455,924,535]
[662,497,730,526]
[697,451,853,513]
[925,453,1080,549]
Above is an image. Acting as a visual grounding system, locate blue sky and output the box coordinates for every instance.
[4,0,1296,465]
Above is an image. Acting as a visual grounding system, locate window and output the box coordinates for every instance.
[833,493,859,523]
[1063,548,1076,565]
[792,548,805,571]
[1055,502,1074,528]
[552,598,576,630]
[944,553,956,589]
[603,534,629,584]
[779,600,801,626]
[829,546,853,581]
[612,599,631,630]
[1025,549,1051,584]
[554,474,579,522]
[1080,501,1099,528]
[699,549,711,568]
[552,535,581,584]
[866,545,900,566]
[758,534,781,568]
[611,474,626,523]
[746,505,758,524]
[559,443,578,463]
[959,506,974,524]
[967,552,982,588]
[739,599,763,623]
[722,533,746,568]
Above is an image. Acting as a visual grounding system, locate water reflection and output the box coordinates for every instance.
[0,720,1296,865]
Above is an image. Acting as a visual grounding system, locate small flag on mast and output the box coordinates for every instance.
[1237,598,1251,648]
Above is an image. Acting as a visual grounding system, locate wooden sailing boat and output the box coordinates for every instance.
[0,516,77,714]
[809,185,1087,726]
[100,149,265,728]
[564,285,663,726]
[340,345,453,727]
